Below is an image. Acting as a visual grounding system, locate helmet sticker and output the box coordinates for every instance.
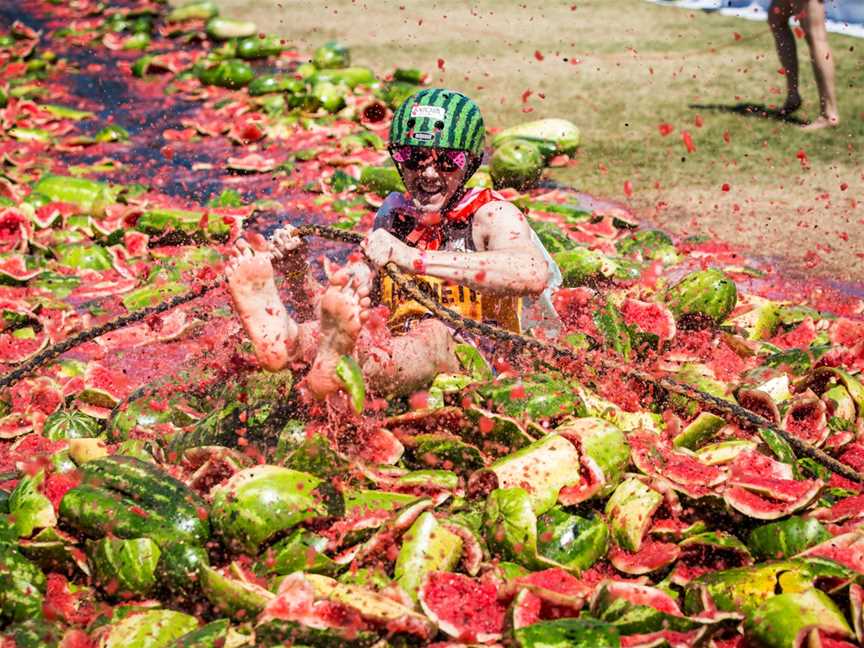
[410,105,446,120]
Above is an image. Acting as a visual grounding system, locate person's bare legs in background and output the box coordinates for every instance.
[768,0,839,128]
[798,0,839,128]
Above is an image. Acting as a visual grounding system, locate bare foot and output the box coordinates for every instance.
[801,114,840,131]
[305,285,364,399]
[226,245,297,371]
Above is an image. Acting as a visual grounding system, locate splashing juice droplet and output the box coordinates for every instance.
[682,130,695,153]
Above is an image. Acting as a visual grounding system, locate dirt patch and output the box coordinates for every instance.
[199,0,863,284]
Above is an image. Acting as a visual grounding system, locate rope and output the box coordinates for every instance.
[382,258,864,485]
[1,223,861,484]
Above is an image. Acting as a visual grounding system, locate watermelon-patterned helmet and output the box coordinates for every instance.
[389,88,485,156]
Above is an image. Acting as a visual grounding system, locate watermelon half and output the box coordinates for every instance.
[723,450,822,520]
[619,298,677,342]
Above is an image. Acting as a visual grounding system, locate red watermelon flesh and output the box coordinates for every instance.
[736,389,781,426]
[0,254,41,281]
[608,539,681,576]
[42,574,103,627]
[816,634,859,648]
[263,572,335,627]
[783,396,828,447]
[33,202,76,229]
[575,216,618,239]
[799,533,864,573]
[0,207,32,253]
[671,542,752,586]
[267,594,367,635]
[79,362,133,407]
[552,287,600,334]
[723,483,822,520]
[41,471,81,512]
[649,518,698,541]
[813,494,864,524]
[354,427,404,465]
[0,413,32,439]
[770,318,817,350]
[829,318,864,348]
[95,310,193,350]
[123,231,149,257]
[620,298,677,341]
[729,450,794,481]
[558,455,604,505]
[839,442,864,473]
[629,432,725,488]
[727,474,820,503]
[599,582,682,616]
[441,523,483,576]
[513,568,593,602]
[0,326,49,364]
[418,572,507,642]
[511,590,543,629]
[10,377,63,416]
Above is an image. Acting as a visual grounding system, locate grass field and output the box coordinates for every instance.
[201,0,863,283]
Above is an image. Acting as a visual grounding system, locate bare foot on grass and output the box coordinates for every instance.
[801,114,840,130]
[226,243,297,371]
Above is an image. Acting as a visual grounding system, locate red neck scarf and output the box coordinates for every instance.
[404,188,504,250]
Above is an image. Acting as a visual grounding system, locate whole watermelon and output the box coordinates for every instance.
[489,140,544,190]
[664,268,737,326]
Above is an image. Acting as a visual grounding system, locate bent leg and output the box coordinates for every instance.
[226,245,299,371]
[358,319,461,397]
[769,0,803,113]
[800,0,839,127]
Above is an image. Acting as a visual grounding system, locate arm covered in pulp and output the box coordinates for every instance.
[364,200,552,296]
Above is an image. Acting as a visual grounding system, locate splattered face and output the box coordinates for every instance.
[392,146,470,212]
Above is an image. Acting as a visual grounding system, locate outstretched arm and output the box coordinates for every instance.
[362,200,551,296]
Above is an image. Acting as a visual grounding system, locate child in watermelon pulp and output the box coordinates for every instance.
[226,89,560,399]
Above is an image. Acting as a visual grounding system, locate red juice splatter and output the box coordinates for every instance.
[682,130,695,153]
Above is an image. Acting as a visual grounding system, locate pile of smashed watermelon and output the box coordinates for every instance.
[1,1,863,646]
